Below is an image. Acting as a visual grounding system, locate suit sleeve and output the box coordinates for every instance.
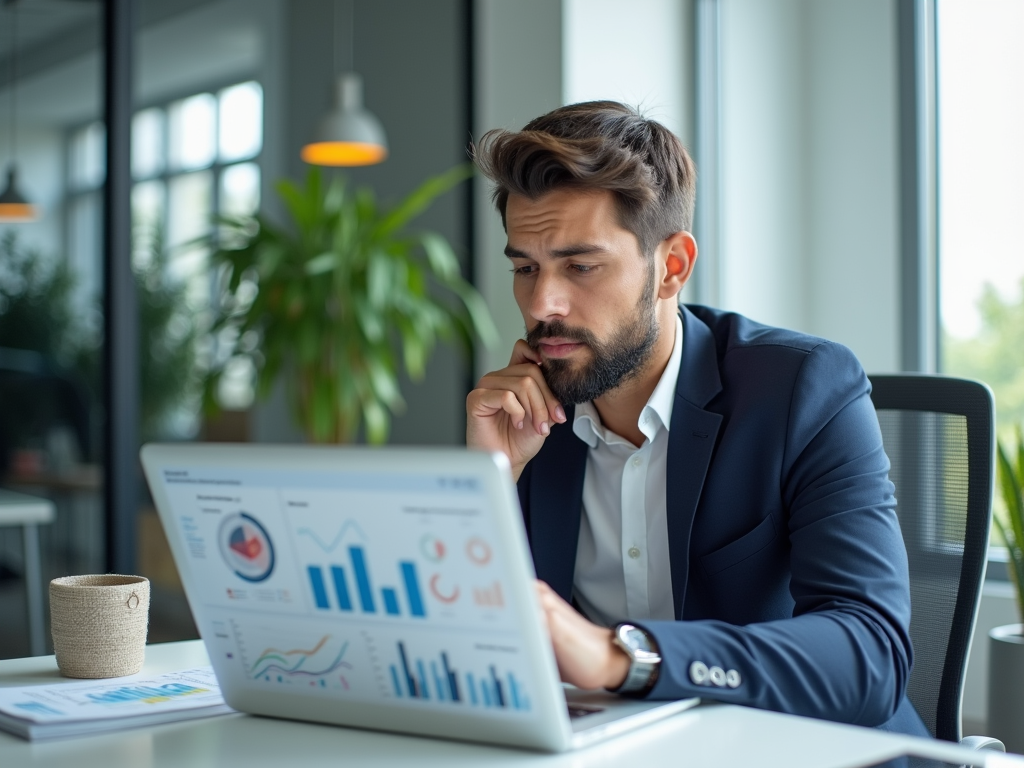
[641,341,912,727]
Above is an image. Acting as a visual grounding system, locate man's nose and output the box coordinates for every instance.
[529,269,570,322]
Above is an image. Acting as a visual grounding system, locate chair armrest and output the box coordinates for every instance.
[960,735,1006,752]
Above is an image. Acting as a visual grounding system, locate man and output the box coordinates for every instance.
[466,101,928,736]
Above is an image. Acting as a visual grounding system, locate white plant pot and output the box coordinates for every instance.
[988,624,1024,754]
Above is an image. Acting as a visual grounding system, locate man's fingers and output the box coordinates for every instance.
[517,374,552,435]
[509,339,543,366]
[482,362,565,427]
[469,388,527,429]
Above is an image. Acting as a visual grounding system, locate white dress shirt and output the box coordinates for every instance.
[572,315,683,627]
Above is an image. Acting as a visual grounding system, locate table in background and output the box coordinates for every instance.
[1,641,1019,768]
[0,490,55,656]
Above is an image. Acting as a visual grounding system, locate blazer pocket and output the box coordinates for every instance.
[700,514,778,576]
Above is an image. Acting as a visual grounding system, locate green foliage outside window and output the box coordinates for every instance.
[944,277,1024,442]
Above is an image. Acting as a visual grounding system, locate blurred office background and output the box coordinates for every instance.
[0,0,1019,736]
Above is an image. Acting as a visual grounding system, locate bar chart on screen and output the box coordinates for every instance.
[304,546,426,618]
[387,639,531,712]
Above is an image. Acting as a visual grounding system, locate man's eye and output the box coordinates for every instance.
[571,264,596,274]
[511,265,537,275]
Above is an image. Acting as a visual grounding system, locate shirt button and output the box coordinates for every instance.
[726,669,742,688]
[632,455,643,467]
[689,661,709,685]
[627,546,641,559]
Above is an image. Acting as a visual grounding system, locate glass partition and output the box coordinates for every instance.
[0,0,104,658]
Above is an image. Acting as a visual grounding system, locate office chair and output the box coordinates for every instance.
[868,375,1002,749]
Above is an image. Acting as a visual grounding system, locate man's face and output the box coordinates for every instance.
[505,188,659,405]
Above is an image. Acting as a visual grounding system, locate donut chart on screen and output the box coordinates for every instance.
[218,512,275,582]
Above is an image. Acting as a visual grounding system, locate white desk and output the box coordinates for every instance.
[1,641,1020,768]
[0,489,55,656]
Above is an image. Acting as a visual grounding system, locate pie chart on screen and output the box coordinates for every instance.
[218,513,275,582]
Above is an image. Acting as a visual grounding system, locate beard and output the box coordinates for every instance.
[525,271,659,406]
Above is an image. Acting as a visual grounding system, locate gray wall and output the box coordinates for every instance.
[253,0,473,445]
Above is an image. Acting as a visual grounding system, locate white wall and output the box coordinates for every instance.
[563,0,690,143]
[718,0,808,333]
[802,0,900,374]
[717,0,900,373]
[473,0,563,377]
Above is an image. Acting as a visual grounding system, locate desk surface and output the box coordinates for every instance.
[0,641,1018,768]
[0,489,55,526]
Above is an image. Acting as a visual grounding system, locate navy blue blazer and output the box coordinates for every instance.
[517,304,928,735]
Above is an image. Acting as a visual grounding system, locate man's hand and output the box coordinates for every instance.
[534,581,630,691]
[466,340,566,481]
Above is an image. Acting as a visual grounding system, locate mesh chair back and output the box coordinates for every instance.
[868,375,994,742]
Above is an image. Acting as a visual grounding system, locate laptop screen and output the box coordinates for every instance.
[157,464,536,717]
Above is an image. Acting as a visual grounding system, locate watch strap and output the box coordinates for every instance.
[609,623,661,697]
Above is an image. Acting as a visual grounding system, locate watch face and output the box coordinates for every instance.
[617,624,651,654]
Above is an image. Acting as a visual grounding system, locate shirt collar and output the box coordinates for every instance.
[572,313,684,448]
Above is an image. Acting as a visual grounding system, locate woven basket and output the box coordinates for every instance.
[50,575,150,679]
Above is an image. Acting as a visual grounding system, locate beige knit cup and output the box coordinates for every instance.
[49,575,150,678]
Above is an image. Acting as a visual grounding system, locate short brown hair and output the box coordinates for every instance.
[473,101,696,257]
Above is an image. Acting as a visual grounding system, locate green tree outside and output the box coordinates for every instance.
[944,275,1024,545]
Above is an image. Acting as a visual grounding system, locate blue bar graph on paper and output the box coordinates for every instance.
[330,566,352,611]
[382,587,400,615]
[308,566,329,609]
[401,562,426,617]
[349,546,375,612]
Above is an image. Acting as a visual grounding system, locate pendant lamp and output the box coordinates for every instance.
[0,1,38,223]
[0,166,37,222]
[301,73,388,166]
[301,0,388,167]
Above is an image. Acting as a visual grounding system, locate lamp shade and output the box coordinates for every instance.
[0,165,38,223]
[301,73,388,166]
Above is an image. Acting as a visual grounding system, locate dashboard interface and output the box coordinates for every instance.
[158,466,536,718]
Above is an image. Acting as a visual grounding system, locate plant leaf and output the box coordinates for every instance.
[420,232,460,281]
[997,435,1024,622]
[375,164,473,238]
[304,252,338,276]
[362,397,390,445]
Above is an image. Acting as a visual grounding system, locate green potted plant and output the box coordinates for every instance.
[988,428,1024,751]
[204,164,496,444]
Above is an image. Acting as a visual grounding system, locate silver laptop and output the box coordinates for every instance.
[140,444,698,752]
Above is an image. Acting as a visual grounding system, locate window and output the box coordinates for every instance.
[937,1,1024,444]
[64,80,264,431]
[66,80,263,305]
[937,0,1024,561]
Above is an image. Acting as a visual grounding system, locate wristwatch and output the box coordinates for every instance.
[608,623,661,696]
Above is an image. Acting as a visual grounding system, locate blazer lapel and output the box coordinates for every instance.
[528,410,588,602]
[667,307,724,618]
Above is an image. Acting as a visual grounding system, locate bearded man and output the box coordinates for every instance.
[465,101,929,737]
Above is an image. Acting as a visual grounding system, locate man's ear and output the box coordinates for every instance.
[658,231,697,299]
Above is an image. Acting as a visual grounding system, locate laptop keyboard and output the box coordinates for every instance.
[566,704,605,719]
